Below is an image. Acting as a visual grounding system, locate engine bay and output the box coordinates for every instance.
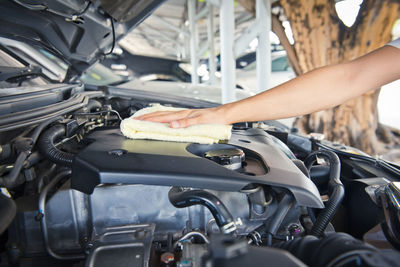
[1,83,400,267]
[1,0,400,266]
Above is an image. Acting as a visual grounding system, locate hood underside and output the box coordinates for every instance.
[0,0,164,80]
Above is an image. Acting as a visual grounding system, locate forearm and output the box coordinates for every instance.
[137,45,400,129]
[222,63,355,123]
[222,45,400,124]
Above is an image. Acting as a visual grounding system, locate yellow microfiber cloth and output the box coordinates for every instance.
[120,105,232,144]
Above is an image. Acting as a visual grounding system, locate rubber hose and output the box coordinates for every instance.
[30,116,63,145]
[0,151,29,188]
[168,187,236,234]
[0,117,63,188]
[38,124,74,167]
[265,194,294,246]
[276,232,378,267]
[0,193,17,234]
[304,150,344,237]
[304,150,340,183]
[310,185,344,237]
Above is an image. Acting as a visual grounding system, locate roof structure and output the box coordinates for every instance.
[120,0,255,61]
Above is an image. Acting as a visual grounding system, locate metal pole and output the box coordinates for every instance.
[152,15,190,37]
[205,0,220,6]
[195,5,209,21]
[188,0,199,84]
[197,42,209,58]
[256,0,271,93]
[220,0,235,103]
[179,30,186,60]
[143,25,181,46]
[207,3,216,85]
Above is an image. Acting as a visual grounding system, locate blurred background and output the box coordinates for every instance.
[81,0,400,161]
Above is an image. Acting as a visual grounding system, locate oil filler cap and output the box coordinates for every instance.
[204,148,245,170]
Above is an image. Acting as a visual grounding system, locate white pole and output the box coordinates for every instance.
[178,31,186,60]
[152,15,190,37]
[220,0,235,103]
[184,27,190,61]
[207,3,216,85]
[195,5,209,21]
[256,0,271,93]
[188,0,199,84]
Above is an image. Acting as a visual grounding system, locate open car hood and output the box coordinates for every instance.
[0,0,164,81]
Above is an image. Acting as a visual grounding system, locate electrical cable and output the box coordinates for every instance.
[13,0,91,19]
[104,17,115,56]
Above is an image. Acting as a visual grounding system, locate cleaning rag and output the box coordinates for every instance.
[120,105,232,144]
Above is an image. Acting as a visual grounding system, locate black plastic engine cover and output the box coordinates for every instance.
[71,127,323,208]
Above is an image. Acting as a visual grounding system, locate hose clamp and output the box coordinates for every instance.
[221,222,237,234]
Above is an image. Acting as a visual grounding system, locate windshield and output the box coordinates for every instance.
[80,63,127,86]
[0,37,68,82]
[0,47,48,87]
[242,55,292,72]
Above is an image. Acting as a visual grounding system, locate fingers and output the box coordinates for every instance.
[135,111,173,120]
[138,110,202,128]
[170,116,199,128]
[136,111,171,119]
[134,107,225,128]
[136,110,191,123]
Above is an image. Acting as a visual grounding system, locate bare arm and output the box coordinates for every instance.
[138,45,400,128]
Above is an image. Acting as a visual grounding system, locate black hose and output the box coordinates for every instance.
[265,194,294,246]
[30,116,63,145]
[276,232,378,267]
[0,192,17,234]
[0,117,62,188]
[304,150,341,183]
[304,150,344,237]
[38,124,74,167]
[311,185,344,236]
[0,151,29,188]
[168,187,236,234]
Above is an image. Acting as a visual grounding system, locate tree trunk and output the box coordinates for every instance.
[279,0,400,155]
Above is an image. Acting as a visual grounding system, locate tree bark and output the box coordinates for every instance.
[279,0,400,154]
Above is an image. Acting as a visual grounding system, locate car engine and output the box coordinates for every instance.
[1,0,400,266]
[1,85,400,267]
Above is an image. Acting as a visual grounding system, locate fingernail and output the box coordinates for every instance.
[171,121,179,128]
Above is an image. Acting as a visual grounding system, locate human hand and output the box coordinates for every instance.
[136,107,229,128]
